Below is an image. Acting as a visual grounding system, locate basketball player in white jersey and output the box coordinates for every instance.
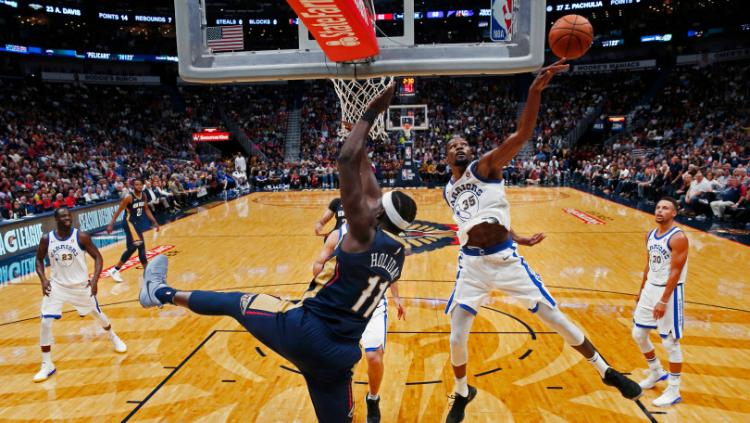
[312,222,406,423]
[631,197,688,407]
[34,207,126,382]
[442,60,641,422]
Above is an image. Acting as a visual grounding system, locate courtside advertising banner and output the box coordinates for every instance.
[0,201,124,263]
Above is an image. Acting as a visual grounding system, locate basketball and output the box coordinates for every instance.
[548,14,594,60]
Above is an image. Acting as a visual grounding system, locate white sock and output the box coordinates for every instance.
[588,352,609,378]
[647,357,663,372]
[108,329,117,339]
[42,351,51,363]
[367,392,379,400]
[455,376,469,397]
[668,372,681,388]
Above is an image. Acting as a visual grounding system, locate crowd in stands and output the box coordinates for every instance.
[0,80,243,221]
[2,62,747,228]
[566,63,750,225]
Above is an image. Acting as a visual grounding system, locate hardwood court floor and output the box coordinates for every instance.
[1,188,748,422]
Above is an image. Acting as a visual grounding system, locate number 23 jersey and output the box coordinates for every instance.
[303,226,406,341]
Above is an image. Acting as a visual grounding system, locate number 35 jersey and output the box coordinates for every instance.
[303,225,406,341]
[444,160,512,246]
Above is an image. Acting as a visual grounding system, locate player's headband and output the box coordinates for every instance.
[382,191,410,230]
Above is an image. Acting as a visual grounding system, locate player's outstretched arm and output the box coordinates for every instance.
[359,84,396,204]
[313,229,339,276]
[475,59,569,180]
[36,235,50,296]
[315,208,335,236]
[338,82,395,249]
[107,195,131,233]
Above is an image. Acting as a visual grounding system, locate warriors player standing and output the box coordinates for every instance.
[34,207,126,382]
[632,197,688,407]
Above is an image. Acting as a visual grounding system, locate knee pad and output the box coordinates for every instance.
[661,335,682,363]
[536,304,585,346]
[631,326,654,353]
[40,318,54,346]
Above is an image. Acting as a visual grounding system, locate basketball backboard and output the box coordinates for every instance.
[175,1,546,83]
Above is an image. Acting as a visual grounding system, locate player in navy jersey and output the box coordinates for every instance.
[106,179,160,282]
[138,82,417,422]
[314,197,346,238]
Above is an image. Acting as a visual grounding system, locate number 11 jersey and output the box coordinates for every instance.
[302,224,406,341]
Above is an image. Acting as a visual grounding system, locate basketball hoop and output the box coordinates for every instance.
[331,76,394,141]
[402,122,413,140]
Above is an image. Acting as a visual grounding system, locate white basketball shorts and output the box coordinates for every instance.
[446,240,557,316]
[361,298,387,352]
[41,281,101,319]
[633,282,685,339]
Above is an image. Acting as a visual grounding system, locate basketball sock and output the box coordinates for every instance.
[155,287,176,304]
[42,351,51,363]
[367,392,380,401]
[667,373,681,387]
[454,376,469,397]
[588,352,609,378]
[647,357,663,372]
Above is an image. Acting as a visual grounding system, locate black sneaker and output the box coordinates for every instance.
[445,385,477,423]
[366,394,381,423]
[603,368,643,400]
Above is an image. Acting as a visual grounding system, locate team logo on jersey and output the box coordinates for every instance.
[400,220,458,254]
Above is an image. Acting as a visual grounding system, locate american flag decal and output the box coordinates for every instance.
[206,25,244,52]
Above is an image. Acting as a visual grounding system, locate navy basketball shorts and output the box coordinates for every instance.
[188,291,360,423]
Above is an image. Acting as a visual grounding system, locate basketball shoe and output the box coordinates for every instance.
[108,268,123,282]
[639,368,668,389]
[140,255,168,308]
[33,361,56,383]
[445,385,477,423]
[109,331,127,353]
[366,394,381,423]
[652,384,681,407]
[603,368,642,399]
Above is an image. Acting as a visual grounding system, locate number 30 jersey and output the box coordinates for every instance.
[646,226,687,286]
[303,225,406,341]
[444,160,512,246]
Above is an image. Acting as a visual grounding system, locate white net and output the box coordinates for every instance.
[331,76,394,141]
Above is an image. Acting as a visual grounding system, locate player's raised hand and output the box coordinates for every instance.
[530,58,569,93]
[365,81,397,115]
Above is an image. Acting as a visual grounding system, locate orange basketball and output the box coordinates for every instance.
[548,14,594,60]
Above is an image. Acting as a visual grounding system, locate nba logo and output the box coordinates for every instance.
[490,0,513,42]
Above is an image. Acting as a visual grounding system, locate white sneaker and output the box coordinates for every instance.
[652,385,682,407]
[33,362,56,383]
[109,268,123,282]
[639,368,668,389]
[110,333,127,353]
